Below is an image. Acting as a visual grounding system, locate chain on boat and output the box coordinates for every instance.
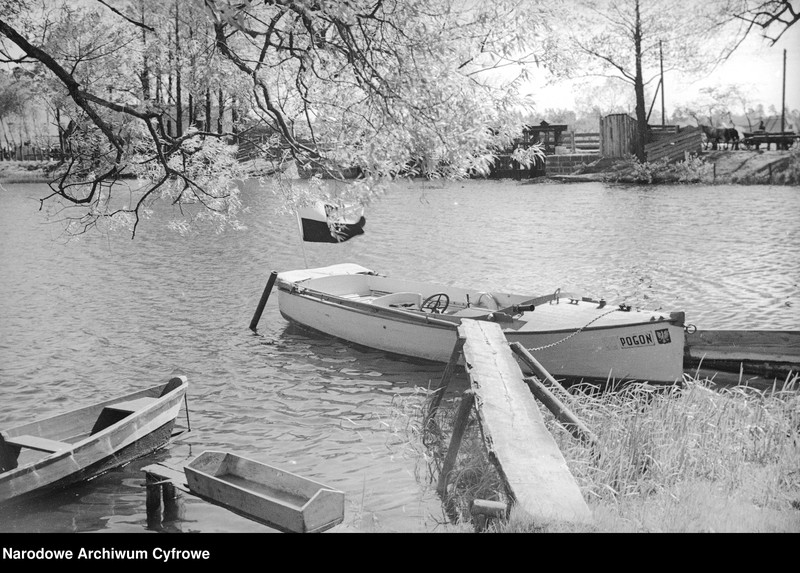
[527,307,623,352]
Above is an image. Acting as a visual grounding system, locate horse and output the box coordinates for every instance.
[723,128,740,150]
[700,125,727,150]
[700,125,740,150]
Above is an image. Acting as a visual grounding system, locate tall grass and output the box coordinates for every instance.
[410,374,800,533]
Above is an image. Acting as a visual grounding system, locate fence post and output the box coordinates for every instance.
[570,131,576,153]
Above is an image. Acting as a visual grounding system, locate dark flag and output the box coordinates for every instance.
[296,202,366,243]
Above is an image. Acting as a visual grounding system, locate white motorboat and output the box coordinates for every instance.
[276,264,686,384]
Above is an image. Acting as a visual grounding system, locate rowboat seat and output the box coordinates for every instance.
[90,396,160,435]
[370,292,423,310]
[5,435,70,453]
[105,397,159,414]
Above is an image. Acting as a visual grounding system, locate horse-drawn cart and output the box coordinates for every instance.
[741,131,797,151]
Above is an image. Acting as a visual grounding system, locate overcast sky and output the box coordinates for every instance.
[526,23,799,118]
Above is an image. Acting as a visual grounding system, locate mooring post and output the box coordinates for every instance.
[162,482,179,522]
[249,271,278,332]
[145,472,162,528]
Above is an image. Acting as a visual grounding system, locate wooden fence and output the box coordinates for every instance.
[560,131,600,154]
[648,125,681,136]
[644,126,702,163]
[1,143,59,162]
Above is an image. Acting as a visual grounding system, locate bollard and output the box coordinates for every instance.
[249,271,278,332]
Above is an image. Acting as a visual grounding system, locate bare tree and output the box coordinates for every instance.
[731,0,799,44]
[557,0,747,162]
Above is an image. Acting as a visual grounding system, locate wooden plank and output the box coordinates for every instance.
[686,330,800,363]
[458,319,592,525]
[645,127,702,163]
[5,435,70,453]
[106,397,159,413]
[143,461,190,492]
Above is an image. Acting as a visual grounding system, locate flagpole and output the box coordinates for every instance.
[300,240,309,268]
[296,209,310,268]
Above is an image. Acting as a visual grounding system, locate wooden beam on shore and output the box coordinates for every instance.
[685,329,800,379]
[523,375,598,450]
[441,319,592,526]
[685,329,800,364]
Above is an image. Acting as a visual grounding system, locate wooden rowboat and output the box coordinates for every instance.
[184,450,345,533]
[0,376,188,505]
[276,264,687,384]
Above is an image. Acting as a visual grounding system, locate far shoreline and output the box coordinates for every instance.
[1,148,798,186]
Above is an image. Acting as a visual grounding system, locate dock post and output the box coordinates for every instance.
[426,336,465,424]
[436,390,475,497]
[162,482,180,522]
[471,499,508,532]
[145,472,163,528]
[249,271,278,332]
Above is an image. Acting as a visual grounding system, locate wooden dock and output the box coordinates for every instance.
[685,329,800,384]
[433,319,592,527]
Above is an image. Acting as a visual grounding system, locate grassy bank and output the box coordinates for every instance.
[408,376,800,533]
[565,148,800,185]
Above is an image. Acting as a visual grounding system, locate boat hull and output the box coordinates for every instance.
[276,267,685,384]
[0,377,188,505]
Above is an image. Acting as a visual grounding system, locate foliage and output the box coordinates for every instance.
[0,0,552,236]
[670,153,714,182]
[616,154,671,183]
[551,0,748,161]
[417,377,800,532]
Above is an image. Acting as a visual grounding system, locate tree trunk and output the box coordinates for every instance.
[633,0,647,163]
[140,6,150,101]
[205,87,211,133]
[175,2,183,137]
[217,88,224,134]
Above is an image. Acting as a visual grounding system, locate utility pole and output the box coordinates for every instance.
[660,40,665,126]
[781,49,786,132]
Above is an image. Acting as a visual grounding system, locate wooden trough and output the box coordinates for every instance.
[431,319,593,527]
[143,451,345,533]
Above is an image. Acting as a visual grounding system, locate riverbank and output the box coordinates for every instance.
[0,160,57,183]
[3,148,799,186]
[546,148,800,185]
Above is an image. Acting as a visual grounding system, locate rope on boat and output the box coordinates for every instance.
[528,308,622,352]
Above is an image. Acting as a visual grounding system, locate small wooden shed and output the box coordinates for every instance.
[600,114,638,158]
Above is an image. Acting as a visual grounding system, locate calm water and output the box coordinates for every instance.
[0,178,798,533]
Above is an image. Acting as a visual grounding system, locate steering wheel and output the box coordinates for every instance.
[421,293,450,314]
